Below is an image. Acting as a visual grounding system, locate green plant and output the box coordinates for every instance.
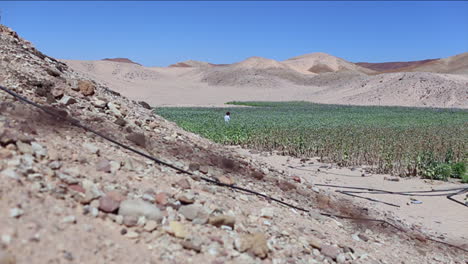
[155,101,468,179]
[450,162,466,179]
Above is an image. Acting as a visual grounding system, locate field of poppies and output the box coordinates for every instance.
[155,101,467,181]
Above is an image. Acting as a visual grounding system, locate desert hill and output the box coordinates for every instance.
[356,58,438,72]
[169,60,213,68]
[403,52,468,75]
[102,57,141,65]
[283,52,376,75]
[357,52,468,75]
[61,50,468,108]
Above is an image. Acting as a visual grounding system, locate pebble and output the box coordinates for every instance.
[59,95,77,105]
[96,159,111,173]
[209,215,236,229]
[260,207,275,219]
[168,221,187,238]
[144,220,158,232]
[99,191,124,213]
[9,208,24,218]
[1,169,21,180]
[83,143,100,155]
[61,215,77,224]
[155,192,169,205]
[118,199,163,222]
[336,253,346,263]
[16,141,33,154]
[234,233,269,259]
[178,204,207,221]
[181,240,202,252]
[31,142,47,158]
[177,192,195,204]
[321,245,341,260]
[125,231,139,239]
[173,178,191,190]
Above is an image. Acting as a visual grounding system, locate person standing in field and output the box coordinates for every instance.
[224,112,231,123]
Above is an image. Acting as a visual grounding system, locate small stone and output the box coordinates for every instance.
[321,245,341,260]
[59,95,77,105]
[144,220,158,232]
[125,231,139,239]
[96,159,111,173]
[358,233,369,242]
[61,215,77,224]
[99,191,124,213]
[108,102,122,117]
[168,221,187,238]
[48,161,62,170]
[123,216,138,227]
[178,204,208,221]
[216,175,234,185]
[209,215,235,229]
[308,237,323,250]
[1,169,21,180]
[198,166,209,174]
[93,99,107,108]
[0,149,12,159]
[16,141,33,154]
[83,143,99,155]
[173,179,191,190]
[188,163,200,172]
[181,240,202,252]
[51,88,64,99]
[260,207,274,219]
[126,132,146,148]
[336,253,346,263]
[234,233,269,259]
[9,208,24,218]
[142,193,155,203]
[118,199,163,222]
[31,142,47,158]
[109,160,121,173]
[177,192,195,204]
[114,118,127,127]
[155,192,169,205]
[78,80,95,96]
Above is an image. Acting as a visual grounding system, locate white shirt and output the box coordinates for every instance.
[224,115,230,123]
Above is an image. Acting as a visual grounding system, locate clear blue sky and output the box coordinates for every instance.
[1,1,467,66]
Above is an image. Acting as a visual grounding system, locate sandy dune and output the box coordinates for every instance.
[283,52,375,74]
[63,52,468,109]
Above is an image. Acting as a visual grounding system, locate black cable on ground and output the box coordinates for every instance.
[1,85,466,253]
[314,183,468,208]
[337,190,401,207]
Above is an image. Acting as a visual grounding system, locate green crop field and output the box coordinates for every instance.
[155,101,468,181]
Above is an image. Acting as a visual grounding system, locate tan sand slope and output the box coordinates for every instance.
[63,56,468,108]
[283,52,376,74]
[404,52,468,75]
[356,58,439,72]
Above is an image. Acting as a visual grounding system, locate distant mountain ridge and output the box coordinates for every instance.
[102,57,141,65]
[356,59,439,72]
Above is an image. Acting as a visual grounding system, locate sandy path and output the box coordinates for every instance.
[232,147,468,247]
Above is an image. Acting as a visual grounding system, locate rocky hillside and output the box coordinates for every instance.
[1,24,466,263]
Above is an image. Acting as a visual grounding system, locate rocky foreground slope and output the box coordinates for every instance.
[1,25,467,264]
